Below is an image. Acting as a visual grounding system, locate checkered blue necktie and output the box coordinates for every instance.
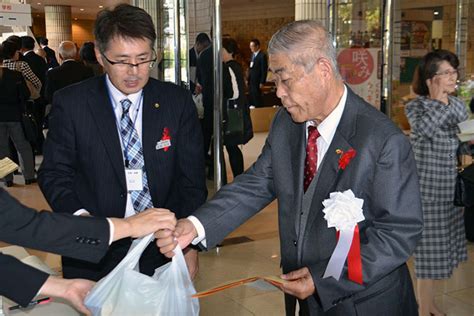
[120,98,153,213]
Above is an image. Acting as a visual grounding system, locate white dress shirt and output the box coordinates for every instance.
[189,85,348,247]
[74,75,145,243]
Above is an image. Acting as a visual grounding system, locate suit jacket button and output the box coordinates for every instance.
[120,193,125,198]
[293,240,297,246]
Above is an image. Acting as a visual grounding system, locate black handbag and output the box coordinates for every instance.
[454,163,474,207]
[225,100,244,136]
[21,111,39,143]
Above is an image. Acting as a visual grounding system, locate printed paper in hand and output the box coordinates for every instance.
[0,158,18,178]
[457,119,474,142]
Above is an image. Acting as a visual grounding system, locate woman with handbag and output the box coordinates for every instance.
[221,38,253,181]
[405,49,474,316]
[0,44,36,187]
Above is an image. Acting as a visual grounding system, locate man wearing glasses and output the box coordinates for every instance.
[38,4,207,282]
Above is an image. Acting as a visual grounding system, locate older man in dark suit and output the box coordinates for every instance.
[38,4,207,282]
[0,188,176,314]
[44,41,94,104]
[157,20,423,315]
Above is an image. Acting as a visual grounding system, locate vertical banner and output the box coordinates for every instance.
[337,48,381,109]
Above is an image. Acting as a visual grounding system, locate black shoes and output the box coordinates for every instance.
[25,178,37,185]
[5,181,13,187]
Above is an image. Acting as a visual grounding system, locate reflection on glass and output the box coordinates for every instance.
[160,0,188,85]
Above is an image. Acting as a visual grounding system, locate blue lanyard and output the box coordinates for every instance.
[110,92,144,168]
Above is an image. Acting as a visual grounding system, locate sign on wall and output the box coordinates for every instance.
[337,48,381,109]
[0,3,32,26]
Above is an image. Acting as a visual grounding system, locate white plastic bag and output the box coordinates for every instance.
[192,93,204,119]
[85,234,199,316]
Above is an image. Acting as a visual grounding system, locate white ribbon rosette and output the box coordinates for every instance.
[322,189,364,282]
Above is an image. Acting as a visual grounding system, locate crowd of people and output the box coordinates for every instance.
[1,3,473,316]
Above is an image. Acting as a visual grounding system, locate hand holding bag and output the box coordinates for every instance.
[454,163,474,207]
[85,234,199,316]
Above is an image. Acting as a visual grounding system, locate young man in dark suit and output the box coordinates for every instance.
[157,20,423,315]
[38,4,207,282]
[0,187,176,315]
[38,36,59,69]
[247,38,268,107]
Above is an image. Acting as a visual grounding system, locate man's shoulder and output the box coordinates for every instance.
[347,90,402,137]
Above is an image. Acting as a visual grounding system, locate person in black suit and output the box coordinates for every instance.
[247,39,268,107]
[0,187,177,314]
[38,36,59,69]
[194,33,213,164]
[21,36,48,153]
[44,41,94,104]
[38,4,207,282]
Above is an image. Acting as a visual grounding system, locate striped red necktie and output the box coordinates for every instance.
[304,126,320,192]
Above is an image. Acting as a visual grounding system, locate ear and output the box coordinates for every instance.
[95,43,104,67]
[317,57,333,78]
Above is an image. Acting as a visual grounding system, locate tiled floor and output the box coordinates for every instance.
[2,132,474,315]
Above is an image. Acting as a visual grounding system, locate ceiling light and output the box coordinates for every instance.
[99,5,104,8]
[74,17,78,20]
[434,10,439,15]
[80,8,84,11]
[37,2,41,5]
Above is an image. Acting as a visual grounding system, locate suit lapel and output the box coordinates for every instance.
[304,88,358,233]
[87,76,126,189]
[290,122,306,233]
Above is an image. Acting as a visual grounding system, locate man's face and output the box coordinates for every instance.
[250,42,259,53]
[97,36,153,95]
[269,53,330,123]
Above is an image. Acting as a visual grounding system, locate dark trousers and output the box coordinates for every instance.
[225,144,244,178]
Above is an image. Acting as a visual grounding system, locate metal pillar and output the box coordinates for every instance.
[173,0,182,85]
[381,0,393,116]
[213,0,223,191]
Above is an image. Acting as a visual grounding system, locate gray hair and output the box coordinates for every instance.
[58,41,77,60]
[268,20,340,78]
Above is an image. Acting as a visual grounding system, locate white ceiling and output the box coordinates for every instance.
[26,0,455,21]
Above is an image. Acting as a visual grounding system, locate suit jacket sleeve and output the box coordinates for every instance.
[309,132,423,311]
[0,188,110,306]
[0,188,109,261]
[38,91,83,214]
[192,112,279,248]
[0,253,49,307]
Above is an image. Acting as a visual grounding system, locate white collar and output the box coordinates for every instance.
[106,75,143,109]
[306,85,347,145]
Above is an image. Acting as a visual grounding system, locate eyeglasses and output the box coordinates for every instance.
[101,51,157,69]
[435,69,458,77]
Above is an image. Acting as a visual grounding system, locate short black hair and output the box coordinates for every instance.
[412,49,459,96]
[222,37,239,57]
[1,40,18,59]
[6,35,21,51]
[94,4,156,53]
[21,36,35,50]
[195,33,211,45]
[37,37,48,45]
[79,41,98,63]
[250,39,260,47]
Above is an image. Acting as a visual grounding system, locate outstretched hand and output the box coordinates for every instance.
[39,276,95,316]
[155,218,197,258]
[110,208,177,242]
